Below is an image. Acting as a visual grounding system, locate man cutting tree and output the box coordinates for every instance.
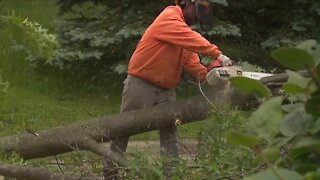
[104,0,232,179]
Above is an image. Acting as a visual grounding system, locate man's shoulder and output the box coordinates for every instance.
[160,5,182,18]
[163,5,180,12]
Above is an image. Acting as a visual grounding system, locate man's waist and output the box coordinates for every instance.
[128,72,178,90]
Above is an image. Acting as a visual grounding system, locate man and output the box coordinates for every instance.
[104,0,231,179]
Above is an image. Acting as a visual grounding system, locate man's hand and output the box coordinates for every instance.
[217,54,232,67]
[206,59,221,72]
[206,54,232,72]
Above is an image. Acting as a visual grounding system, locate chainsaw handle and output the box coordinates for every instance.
[207,59,234,72]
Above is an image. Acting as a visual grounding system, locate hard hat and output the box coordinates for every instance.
[194,0,213,30]
[177,0,213,30]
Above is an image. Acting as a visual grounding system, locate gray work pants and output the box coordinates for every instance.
[103,75,178,179]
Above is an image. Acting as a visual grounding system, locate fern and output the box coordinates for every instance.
[0,12,60,64]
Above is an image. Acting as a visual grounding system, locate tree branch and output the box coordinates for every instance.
[0,71,304,179]
[0,94,209,160]
[0,71,297,161]
[0,161,97,180]
[82,137,129,167]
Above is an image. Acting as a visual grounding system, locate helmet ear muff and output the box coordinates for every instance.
[195,0,213,30]
[179,1,186,9]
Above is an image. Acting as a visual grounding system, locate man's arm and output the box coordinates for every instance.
[183,50,207,82]
[154,9,222,59]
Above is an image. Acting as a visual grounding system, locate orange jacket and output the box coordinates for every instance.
[128,5,222,89]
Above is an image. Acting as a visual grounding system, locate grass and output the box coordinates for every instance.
[0,0,250,141]
[0,47,204,141]
[0,0,206,140]
[131,121,205,141]
[1,0,58,30]
[0,79,206,139]
[0,2,255,178]
[0,86,121,137]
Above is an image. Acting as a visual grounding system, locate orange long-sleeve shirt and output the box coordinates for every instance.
[128,5,222,89]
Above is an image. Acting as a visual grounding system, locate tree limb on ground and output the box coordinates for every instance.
[0,161,97,180]
[0,72,300,179]
[0,94,210,160]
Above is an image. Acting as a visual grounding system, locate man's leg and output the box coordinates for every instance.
[160,125,179,177]
[103,137,129,180]
[157,88,179,177]
[103,75,157,179]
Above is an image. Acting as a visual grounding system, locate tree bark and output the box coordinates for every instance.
[0,94,211,160]
[0,72,296,179]
[0,72,289,161]
[0,161,97,180]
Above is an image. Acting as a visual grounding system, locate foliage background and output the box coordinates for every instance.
[0,0,320,179]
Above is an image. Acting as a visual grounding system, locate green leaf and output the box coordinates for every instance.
[304,172,320,180]
[290,147,311,159]
[293,137,320,151]
[305,90,320,118]
[290,137,320,160]
[313,45,320,65]
[248,97,283,138]
[282,103,304,112]
[286,70,310,88]
[317,64,320,79]
[280,106,313,137]
[271,47,315,70]
[296,40,317,51]
[293,163,319,175]
[283,70,315,101]
[229,76,271,98]
[309,118,320,134]
[296,39,320,65]
[283,83,305,95]
[225,130,260,148]
[245,168,302,180]
[256,147,280,163]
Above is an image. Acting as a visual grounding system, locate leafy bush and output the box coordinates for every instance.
[227,40,320,179]
[114,110,255,179]
[47,0,241,73]
[258,1,320,49]
[196,111,256,178]
[0,13,59,66]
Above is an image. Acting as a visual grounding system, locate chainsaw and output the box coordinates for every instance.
[205,61,274,87]
[207,59,274,80]
[212,65,274,80]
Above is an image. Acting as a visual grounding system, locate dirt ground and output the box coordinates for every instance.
[126,139,198,155]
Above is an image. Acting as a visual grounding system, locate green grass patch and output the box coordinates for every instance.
[0,0,248,142]
[131,120,205,141]
[1,0,58,30]
[0,85,121,137]
[0,83,207,140]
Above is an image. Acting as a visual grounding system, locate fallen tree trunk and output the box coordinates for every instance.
[0,72,297,179]
[0,80,232,180]
[0,72,292,161]
[0,161,97,180]
[0,95,210,160]
[260,70,309,84]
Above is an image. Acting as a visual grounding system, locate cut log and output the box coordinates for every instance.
[0,72,290,160]
[0,95,210,160]
[0,72,296,179]
[0,161,96,180]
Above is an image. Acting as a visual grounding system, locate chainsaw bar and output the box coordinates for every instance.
[213,66,274,80]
